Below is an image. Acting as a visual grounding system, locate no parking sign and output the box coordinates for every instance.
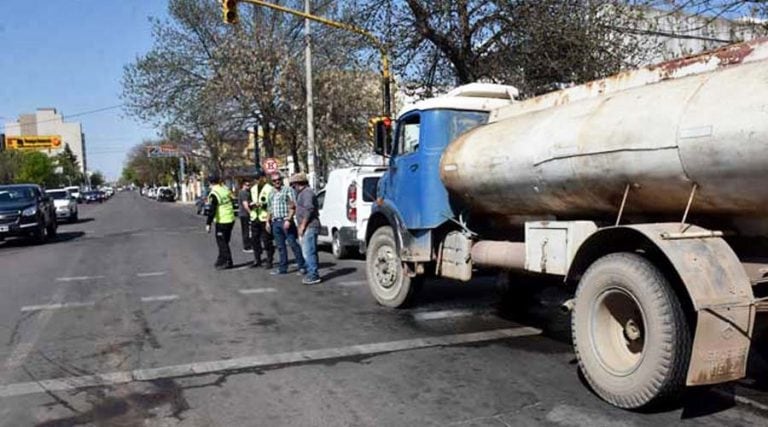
[263,158,280,174]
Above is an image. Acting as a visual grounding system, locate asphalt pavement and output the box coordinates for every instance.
[0,192,767,426]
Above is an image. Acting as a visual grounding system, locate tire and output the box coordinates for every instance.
[365,226,421,308]
[332,230,349,259]
[71,211,79,223]
[572,252,691,409]
[46,218,57,239]
[32,220,46,244]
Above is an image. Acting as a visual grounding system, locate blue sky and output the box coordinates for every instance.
[0,0,170,181]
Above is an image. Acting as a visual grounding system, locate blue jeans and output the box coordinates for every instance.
[272,219,305,273]
[301,227,320,280]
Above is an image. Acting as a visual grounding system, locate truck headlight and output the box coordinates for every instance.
[22,206,37,217]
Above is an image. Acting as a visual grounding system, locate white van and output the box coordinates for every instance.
[317,166,386,258]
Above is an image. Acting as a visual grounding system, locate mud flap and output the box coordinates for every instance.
[623,224,754,386]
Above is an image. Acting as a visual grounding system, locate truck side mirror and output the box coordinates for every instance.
[371,117,392,156]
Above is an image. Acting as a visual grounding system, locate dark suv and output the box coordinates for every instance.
[0,184,57,244]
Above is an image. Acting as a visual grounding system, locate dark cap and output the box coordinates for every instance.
[207,174,221,184]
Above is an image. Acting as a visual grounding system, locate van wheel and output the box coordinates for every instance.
[366,226,421,308]
[572,253,690,409]
[332,231,349,259]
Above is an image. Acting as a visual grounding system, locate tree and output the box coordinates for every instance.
[16,151,56,187]
[0,150,23,184]
[53,144,83,187]
[122,0,385,181]
[89,171,106,188]
[347,0,768,98]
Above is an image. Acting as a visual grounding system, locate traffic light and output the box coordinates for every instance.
[222,0,238,24]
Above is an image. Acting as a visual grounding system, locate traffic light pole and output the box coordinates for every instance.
[236,0,392,119]
[304,0,317,189]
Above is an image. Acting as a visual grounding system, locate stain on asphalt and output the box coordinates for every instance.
[35,379,191,426]
[7,310,37,346]
[132,310,162,350]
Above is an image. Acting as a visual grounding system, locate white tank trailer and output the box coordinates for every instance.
[427,40,768,409]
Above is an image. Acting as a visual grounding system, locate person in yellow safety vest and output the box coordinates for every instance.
[205,175,236,270]
[248,171,275,268]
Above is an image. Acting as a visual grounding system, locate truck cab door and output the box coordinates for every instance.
[388,112,422,229]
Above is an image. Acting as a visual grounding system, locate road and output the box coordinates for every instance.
[0,191,767,426]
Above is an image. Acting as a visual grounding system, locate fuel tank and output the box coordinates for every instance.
[440,40,768,221]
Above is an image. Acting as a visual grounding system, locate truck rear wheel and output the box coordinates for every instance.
[366,226,420,308]
[572,252,690,409]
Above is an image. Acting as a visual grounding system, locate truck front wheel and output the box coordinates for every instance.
[572,252,691,409]
[366,226,421,308]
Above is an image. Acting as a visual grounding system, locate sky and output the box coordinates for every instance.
[0,0,170,181]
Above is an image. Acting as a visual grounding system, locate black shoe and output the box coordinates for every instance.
[250,262,262,269]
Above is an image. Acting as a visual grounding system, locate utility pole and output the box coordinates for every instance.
[304,0,317,189]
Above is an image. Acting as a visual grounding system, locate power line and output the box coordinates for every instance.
[0,104,124,128]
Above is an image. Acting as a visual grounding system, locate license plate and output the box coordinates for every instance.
[0,225,8,232]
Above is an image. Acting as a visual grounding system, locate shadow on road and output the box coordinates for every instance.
[0,231,85,249]
[322,267,356,281]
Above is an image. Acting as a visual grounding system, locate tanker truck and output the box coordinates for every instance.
[363,39,768,409]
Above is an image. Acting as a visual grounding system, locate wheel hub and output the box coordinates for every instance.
[374,246,398,289]
[590,288,647,376]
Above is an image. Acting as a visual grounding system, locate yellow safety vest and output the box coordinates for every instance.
[209,184,235,224]
[250,183,274,222]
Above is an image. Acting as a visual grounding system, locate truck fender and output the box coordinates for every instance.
[566,223,754,387]
[365,201,407,256]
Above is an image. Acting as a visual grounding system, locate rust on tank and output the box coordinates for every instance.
[654,39,757,75]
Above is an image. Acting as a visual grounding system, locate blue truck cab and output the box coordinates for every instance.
[364,84,518,307]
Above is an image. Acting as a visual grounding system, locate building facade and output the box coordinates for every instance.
[4,108,87,174]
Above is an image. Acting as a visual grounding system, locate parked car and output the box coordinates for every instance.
[158,187,176,202]
[317,166,386,258]
[96,190,107,202]
[46,189,79,223]
[65,186,82,202]
[83,191,101,204]
[0,184,57,243]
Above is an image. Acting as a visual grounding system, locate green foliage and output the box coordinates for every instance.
[53,144,83,187]
[16,151,57,187]
[90,171,106,187]
[0,150,23,184]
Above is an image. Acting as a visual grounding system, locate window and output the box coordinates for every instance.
[397,114,420,155]
[316,190,325,210]
[361,177,380,202]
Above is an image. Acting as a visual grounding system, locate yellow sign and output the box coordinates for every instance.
[5,135,62,151]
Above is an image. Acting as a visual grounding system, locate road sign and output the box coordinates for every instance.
[146,145,180,158]
[5,135,62,151]
[263,157,280,174]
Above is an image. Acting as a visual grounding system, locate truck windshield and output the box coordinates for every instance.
[446,110,489,142]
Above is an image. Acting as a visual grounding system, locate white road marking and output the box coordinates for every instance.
[136,271,167,278]
[238,288,277,295]
[130,232,149,237]
[0,327,540,398]
[55,275,105,282]
[713,389,768,412]
[413,309,481,321]
[140,295,179,303]
[20,302,95,312]
[337,280,367,287]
